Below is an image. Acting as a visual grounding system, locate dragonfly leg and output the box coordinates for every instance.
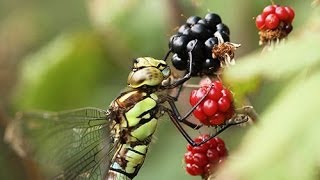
[161,98,256,147]
[161,83,214,129]
[163,106,238,147]
[161,106,198,146]
[162,40,198,89]
[163,49,172,62]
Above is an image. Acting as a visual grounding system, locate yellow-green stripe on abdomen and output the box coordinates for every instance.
[125,145,148,174]
[109,93,159,179]
[130,118,157,141]
[109,144,149,179]
[125,95,158,141]
[125,97,157,127]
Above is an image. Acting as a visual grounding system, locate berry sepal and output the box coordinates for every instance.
[212,32,241,68]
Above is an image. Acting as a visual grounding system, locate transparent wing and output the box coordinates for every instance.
[5,107,118,180]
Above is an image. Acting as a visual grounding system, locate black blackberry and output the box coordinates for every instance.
[190,24,210,40]
[205,13,222,29]
[167,12,236,76]
[197,19,212,30]
[186,16,201,26]
[186,40,205,58]
[178,24,190,34]
[204,37,219,53]
[216,23,230,36]
[169,34,178,49]
[171,35,190,53]
[182,28,193,37]
[202,58,220,74]
[218,32,230,42]
[171,53,188,70]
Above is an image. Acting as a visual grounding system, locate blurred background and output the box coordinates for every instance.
[0,0,318,179]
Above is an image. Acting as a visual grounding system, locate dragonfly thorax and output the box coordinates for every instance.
[127,57,170,89]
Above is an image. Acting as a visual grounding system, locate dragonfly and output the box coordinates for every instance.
[6,47,251,180]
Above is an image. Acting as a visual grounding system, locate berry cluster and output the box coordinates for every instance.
[168,13,231,76]
[189,80,234,126]
[255,5,295,45]
[184,135,228,176]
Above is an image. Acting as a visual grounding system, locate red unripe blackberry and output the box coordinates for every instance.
[189,88,207,106]
[255,14,265,30]
[275,6,289,21]
[284,6,295,22]
[202,99,218,116]
[264,14,280,29]
[218,96,231,112]
[208,87,223,101]
[193,106,208,125]
[206,149,220,164]
[255,5,295,45]
[193,153,209,167]
[262,5,276,17]
[189,80,234,126]
[184,135,228,176]
[209,113,225,125]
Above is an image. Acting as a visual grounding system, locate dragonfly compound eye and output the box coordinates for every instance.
[127,67,164,88]
[161,66,171,79]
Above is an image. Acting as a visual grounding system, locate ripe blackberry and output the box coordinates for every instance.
[255,5,295,45]
[178,24,189,34]
[168,12,240,77]
[205,13,222,28]
[202,58,220,75]
[197,19,211,29]
[189,80,235,126]
[186,40,205,60]
[204,37,219,53]
[171,53,188,70]
[216,23,230,36]
[171,35,190,53]
[184,134,228,177]
[190,24,211,40]
[186,16,201,26]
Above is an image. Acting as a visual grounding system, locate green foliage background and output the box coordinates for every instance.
[0,0,319,180]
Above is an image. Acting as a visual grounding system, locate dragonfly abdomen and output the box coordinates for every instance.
[108,90,160,179]
[108,143,149,179]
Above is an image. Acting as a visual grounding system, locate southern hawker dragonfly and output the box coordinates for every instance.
[6,51,251,179]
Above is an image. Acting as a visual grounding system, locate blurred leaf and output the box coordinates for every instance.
[87,0,168,57]
[224,27,320,81]
[223,76,261,107]
[216,70,320,180]
[214,9,320,180]
[14,32,125,111]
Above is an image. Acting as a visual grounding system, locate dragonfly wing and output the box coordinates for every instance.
[5,107,117,180]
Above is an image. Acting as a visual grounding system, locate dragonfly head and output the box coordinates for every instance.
[127,57,171,88]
